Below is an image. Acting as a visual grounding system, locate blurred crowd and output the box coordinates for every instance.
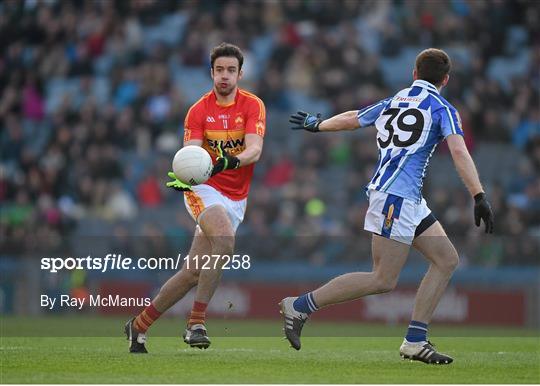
[1,0,539,267]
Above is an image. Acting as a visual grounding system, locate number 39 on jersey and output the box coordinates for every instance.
[357,79,464,202]
[377,107,429,150]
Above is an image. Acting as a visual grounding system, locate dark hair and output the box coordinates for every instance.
[210,42,244,70]
[415,48,451,87]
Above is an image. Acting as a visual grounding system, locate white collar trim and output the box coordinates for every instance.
[412,79,439,94]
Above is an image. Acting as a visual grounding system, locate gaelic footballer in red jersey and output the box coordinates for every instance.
[125,43,265,353]
[183,87,266,201]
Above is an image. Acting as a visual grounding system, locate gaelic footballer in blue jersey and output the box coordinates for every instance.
[285,48,494,364]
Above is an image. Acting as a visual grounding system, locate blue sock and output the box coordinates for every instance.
[405,320,428,342]
[293,292,319,314]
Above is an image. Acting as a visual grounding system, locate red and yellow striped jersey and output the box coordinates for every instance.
[183,88,266,200]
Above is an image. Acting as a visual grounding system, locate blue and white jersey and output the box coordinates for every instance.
[357,79,464,202]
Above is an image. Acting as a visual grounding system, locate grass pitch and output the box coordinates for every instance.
[1,316,539,384]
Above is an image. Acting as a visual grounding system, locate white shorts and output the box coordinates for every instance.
[183,184,247,232]
[364,189,432,245]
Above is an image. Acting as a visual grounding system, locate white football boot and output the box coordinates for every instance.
[400,339,453,364]
[279,297,309,350]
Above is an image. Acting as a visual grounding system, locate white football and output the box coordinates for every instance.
[172,146,213,185]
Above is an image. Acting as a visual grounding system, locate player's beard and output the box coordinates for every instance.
[215,82,236,97]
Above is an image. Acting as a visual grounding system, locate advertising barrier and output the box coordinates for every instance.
[96,281,527,326]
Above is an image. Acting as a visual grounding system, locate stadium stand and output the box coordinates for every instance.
[1,0,539,268]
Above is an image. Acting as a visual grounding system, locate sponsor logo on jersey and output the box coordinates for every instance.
[207,138,245,155]
[395,96,423,103]
[206,116,216,123]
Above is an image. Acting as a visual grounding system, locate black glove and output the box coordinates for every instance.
[289,111,322,132]
[474,192,494,234]
[211,143,240,176]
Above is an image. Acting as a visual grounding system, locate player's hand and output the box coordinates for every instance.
[474,192,494,233]
[289,111,322,132]
[211,143,240,176]
[166,171,192,192]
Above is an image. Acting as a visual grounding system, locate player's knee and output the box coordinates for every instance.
[210,235,235,255]
[377,281,397,294]
[199,206,235,253]
[373,273,398,294]
[182,267,200,286]
[441,250,459,274]
[434,247,459,274]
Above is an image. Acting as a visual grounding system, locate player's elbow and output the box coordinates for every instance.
[345,111,361,130]
[450,146,468,159]
[449,147,471,171]
[252,151,261,163]
[447,135,469,159]
[251,145,263,163]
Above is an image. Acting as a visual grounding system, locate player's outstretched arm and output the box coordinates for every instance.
[447,134,494,233]
[290,111,360,132]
